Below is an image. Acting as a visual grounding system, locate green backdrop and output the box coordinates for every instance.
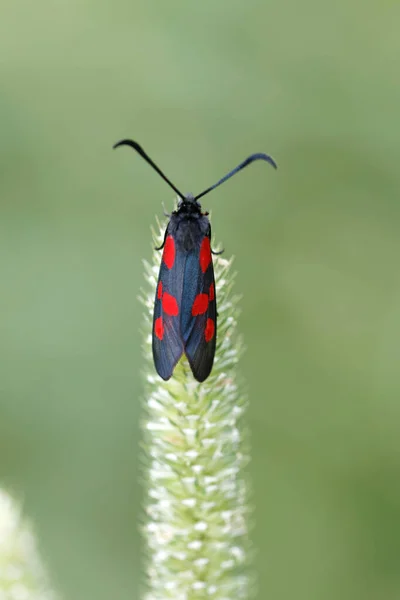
[1,1,400,598]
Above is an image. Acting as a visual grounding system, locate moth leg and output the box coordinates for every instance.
[155,228,168,251]
[208,224,223,255]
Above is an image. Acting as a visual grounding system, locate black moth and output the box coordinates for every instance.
[114,139,277,382]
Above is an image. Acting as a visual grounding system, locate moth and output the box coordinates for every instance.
[114,139,276,381]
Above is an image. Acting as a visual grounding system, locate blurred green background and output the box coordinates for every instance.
[1,1,400,598]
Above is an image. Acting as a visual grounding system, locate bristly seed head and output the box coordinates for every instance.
[140,221,252,600]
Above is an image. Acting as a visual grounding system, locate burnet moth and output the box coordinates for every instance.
[114,139,277,382]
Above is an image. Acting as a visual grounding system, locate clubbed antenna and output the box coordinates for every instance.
[194,152,277,201]
[113,139,185,199]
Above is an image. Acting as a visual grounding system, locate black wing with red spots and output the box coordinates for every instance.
[152,233,185,380]
[180,236,217,382]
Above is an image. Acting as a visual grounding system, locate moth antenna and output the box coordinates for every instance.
[194,152,277,201]
[113,139,185,200]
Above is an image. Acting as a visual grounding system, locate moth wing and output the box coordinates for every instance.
[152,241,185,381]
[181,245,217,383]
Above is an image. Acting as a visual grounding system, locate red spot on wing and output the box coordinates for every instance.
[192,293,209,316]
[155,316,164,340]
[209,282,215,301]
[157,281,163,299]
[163,236,175,269]
[199,237,211,273]
[204,318,215,342]
[162,292,179,316]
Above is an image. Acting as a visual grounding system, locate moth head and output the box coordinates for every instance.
[177,193,202,212]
